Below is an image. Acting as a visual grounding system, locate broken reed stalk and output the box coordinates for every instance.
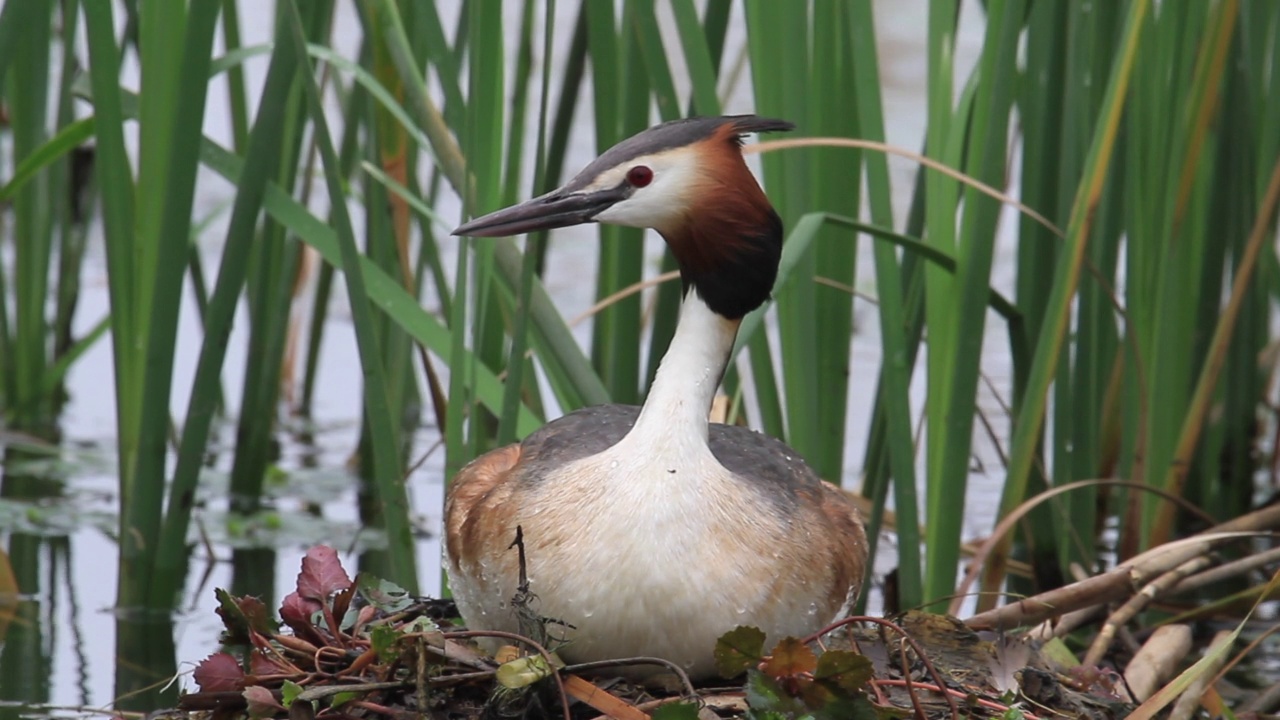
[965,503,1280,630]
[1083,555,1213,666]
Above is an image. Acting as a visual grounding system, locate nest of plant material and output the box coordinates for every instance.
[177,504,1280,720]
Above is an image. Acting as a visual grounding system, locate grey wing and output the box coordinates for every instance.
[516,405,642,481]
[708,423,832,515]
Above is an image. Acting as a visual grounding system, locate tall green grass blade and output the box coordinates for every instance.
[584,1,645,406]
[226,2,328,517]
[360,1,426,579]
[926,0,1025,609]
[195,141,542,436]
[1148,0,1241,544]
[150,11,303,607]
[6,2,54,431]
[0,118,94,204]
[982,0,1150,609]
[120,0,222,609]
[40,315,110,400]
[498,0,558,448]
[370,0,606,416]
[745,1,820,466]
[0,0,30,91]
[670,0,721,116]
[300,64,367,415]
[219,0,250,152]
[460,0,505,430]
[799,0,858,483]
[285,0,417,592]
[633,0,679,121]
[847,0,922,610]
[922,0,960,521]
[82,0,140,494]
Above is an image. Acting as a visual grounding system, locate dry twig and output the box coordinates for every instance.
[1083,555,1212,665]
[1123,625,1192,702]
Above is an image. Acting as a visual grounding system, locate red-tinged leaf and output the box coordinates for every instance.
[296,546,351,602]
[238,595,278,635]
[250,651,294,678]
[215,589,252,644]
[279,592,326,646]
[355,604,376,632]
[216,590,278,644]
[331,583,355,623]
[280,591,319,623]
[762,637,818,679]
[194,652,245,692]
[243,685,285,719]
[814,650,874,693]
[714,626,767,678]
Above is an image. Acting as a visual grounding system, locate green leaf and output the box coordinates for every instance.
[370,624,402,663]
[745,671,808,718]
[403,616,441,634]
[329,691,360,708]
[0,117,95,204]
[356,573,414,613]
[814,650,874,694]
[714,625,767,678]
[495,654,555,689]
[281,679,304,707]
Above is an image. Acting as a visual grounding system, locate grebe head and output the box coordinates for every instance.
[454,115,794,319]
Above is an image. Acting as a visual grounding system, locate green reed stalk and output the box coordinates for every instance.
[980,0,1149,608]
[227,2,334,518]
[286,0,418,592]
[846,0,923,611]
[924,0,1024,610]
[83,0,222,610]
[151,8,306,607]
[4,3,55,434]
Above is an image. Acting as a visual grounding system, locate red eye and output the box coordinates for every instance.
[627,165,653,188]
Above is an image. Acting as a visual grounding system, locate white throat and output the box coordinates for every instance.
[624,290,739,451]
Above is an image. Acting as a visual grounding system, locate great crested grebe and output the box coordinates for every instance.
[445,115,867,681]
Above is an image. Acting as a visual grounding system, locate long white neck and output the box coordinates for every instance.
[624,291,739,450]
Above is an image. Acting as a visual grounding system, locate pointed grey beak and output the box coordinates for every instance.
[452,187,628,237]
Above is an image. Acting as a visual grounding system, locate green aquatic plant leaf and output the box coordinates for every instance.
[495,654,556,689]
[370,624,402,663]
[715,625,767,678]
[814,650,874,694]
[357,573,414,614]
[329,691,360,709]
[281,679,304,706]
[744,671,809,718]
